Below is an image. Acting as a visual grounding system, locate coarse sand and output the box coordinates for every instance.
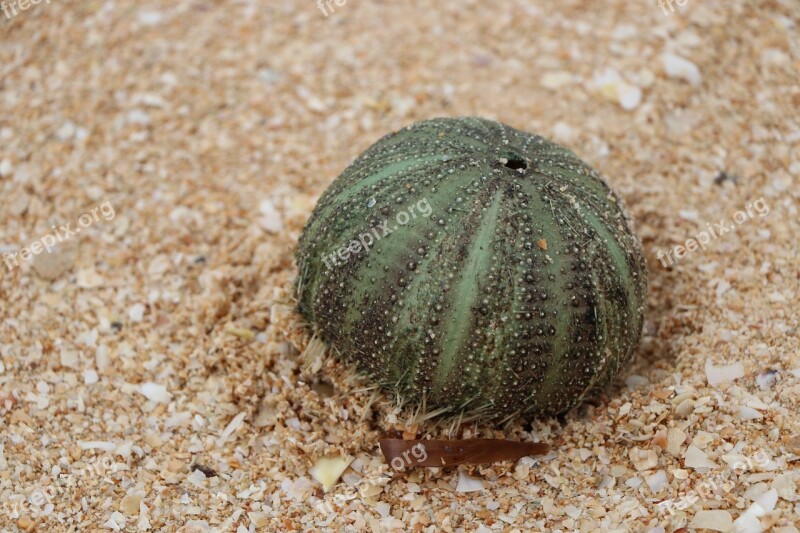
[0,0,798,531]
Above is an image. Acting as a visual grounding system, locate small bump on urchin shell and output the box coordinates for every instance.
[295,117,648,421]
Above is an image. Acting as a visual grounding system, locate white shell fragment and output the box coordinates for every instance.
[685,445,718,470]
[738,406,763,420]
[629,447,659,471]
[78,440,117,452]
[259,199,284,233]
[661,52,702,85]
[456,469,485,493]
[219,412,247,442]
[690,510,732,532]
[705,360,745,386]
[591,67,642,110]
[139,382,172,404]
[646,470,668,493]
[309,456,353,492]
[129,303,146,322]
[755,369,779,390]
[667,428,687,456]
[733,489,778,532]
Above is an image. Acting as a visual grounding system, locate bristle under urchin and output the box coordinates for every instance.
[294,117,648,423]
[272,291,449,431]
[292,320,496,429]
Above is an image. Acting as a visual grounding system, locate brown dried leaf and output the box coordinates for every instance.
[379,438,549,468]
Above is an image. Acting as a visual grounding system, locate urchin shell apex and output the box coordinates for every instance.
[295,117,647,420]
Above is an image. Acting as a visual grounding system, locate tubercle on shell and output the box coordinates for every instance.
[295,117,648,421]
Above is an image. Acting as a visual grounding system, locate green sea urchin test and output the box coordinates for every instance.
[295,117,647,420]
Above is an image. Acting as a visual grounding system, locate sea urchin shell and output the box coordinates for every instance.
[295,117,647,420]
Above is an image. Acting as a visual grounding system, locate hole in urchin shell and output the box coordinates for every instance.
[501,153,527,171]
